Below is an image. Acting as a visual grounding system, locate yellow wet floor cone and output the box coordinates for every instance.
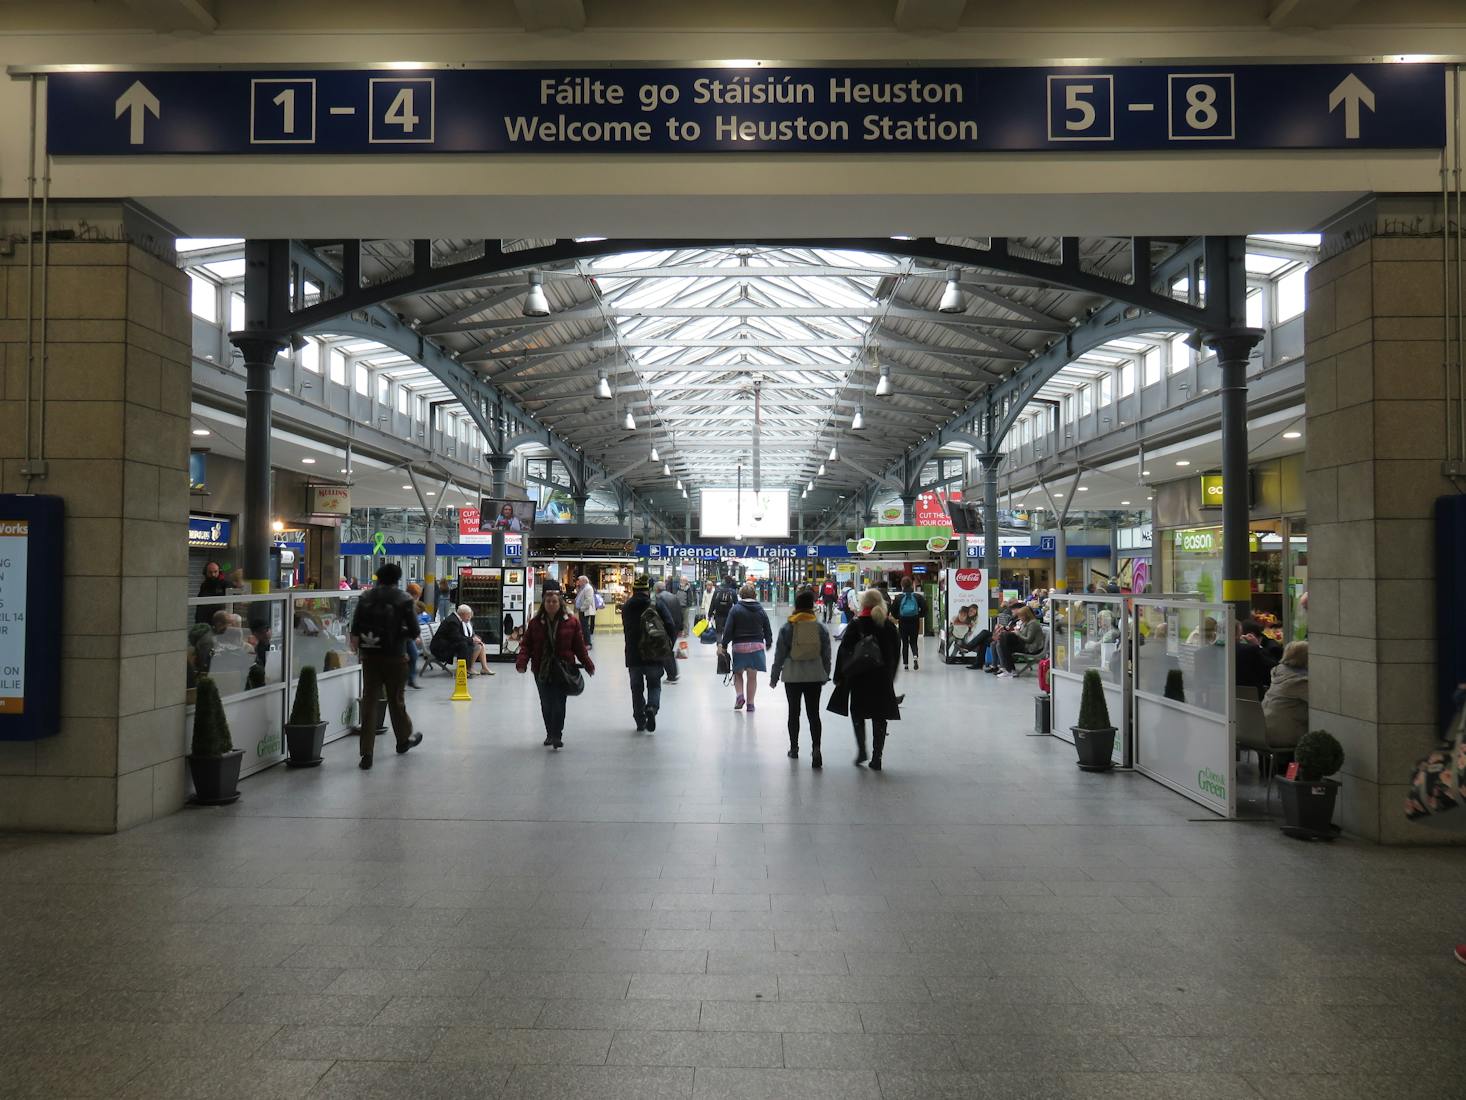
[450,659,473,701]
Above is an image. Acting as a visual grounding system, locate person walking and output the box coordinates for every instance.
[573,575,598,648]
[769,590,831,766]
[516,580,595,749]
[654,580,683,684]
[894,576,927,671]
[829,589,901,770]
[721,583,773,712]
[708,575,738,640]
[403,582,428,689]
[348,563,423,770]
[623,576,677,731]
[840,579,857,625]
[819,579,838,623]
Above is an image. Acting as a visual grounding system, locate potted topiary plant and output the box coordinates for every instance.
[1163,669,1186,703]
[284,665,326,768]
[1072,668,1116,772]
[1278,730,1344,840]
[188,675,244,805]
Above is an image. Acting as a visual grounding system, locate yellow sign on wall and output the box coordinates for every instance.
[1199,474,1224,508]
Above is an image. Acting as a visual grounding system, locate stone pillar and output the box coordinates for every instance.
[1305,212,1464,844]
[0,225,192,831]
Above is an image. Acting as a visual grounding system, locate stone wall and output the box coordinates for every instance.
[0,232,192,831]
[1305,228,1465,844]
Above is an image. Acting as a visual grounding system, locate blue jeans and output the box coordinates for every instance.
[628,665,664,725]
[405,638,419,685]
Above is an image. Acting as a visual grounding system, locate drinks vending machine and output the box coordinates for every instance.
[456,565,533,659]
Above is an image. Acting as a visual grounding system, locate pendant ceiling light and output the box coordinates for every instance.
[851,405,865,431]
[818,463,826,476]
[594,369,612,400]
[807,480,814,492]
[650,445,659,461]
[938,267,965,314]
[623,408,636,431]
[676,479,683,491]
[829,445,839,462]
[875,365,893,398]
[663,462,671,477]
[523,271,551,317]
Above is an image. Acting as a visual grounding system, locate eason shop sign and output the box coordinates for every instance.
[1175,528,1217,554]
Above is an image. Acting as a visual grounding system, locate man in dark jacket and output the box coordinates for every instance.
[349,562,423,769]
[1235,620,1279,697]
[654,580,684,684]
[708,576,738,637]
[623,576,678,732]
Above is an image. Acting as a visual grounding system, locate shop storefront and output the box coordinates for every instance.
[1116,523,1154,593]
[1154,455,1307,644]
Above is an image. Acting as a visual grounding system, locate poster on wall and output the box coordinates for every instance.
[915,489,959,529]
[940,566,990,662]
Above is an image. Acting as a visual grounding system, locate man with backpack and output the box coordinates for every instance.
[348,562,424,770]
[819,578,838,622]
[708,575,738,639]
[895,576,927,671]
[654,580,683,684]
[622,575,678,732]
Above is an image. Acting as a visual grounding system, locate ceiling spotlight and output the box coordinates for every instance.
[828,445,838,462]
[523,271,550,317]
[650,445,659,461]
[818,463,826,476]
[851,405,865,431]
[1175,459,1191,467]
[271,520,285,533]
[1142,469,1152,476]
[1077,486,1088,491]
[623,409,636,431]
[939,267,966,313]
[875,365,893,398]
[1121,500,1131,505]
[401,484,412,490]
[595,369,613,400]
[191,428,210,437]
[301,458,316,465]
[1283,430,1302,439]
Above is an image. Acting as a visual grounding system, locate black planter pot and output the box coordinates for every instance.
[187,749,244,806]
[1072,725,1116,772]
[284,721,327,768]
[1277,776,1341,840]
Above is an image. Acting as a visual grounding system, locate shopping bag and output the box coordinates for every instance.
[716,647,731,676]
[692,617,710,637]
[1405,695,1466,828]
[676,637,690,660]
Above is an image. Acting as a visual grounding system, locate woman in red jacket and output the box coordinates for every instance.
[515,580,594,749]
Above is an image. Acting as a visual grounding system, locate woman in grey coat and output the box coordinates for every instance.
[769,590,832,767]
[1263,640,1309,746]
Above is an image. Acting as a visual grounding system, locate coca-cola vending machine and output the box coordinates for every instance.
[939,565,991,664]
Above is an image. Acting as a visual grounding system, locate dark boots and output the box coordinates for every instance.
[853,724,868,766]
[811,731,822,769]
[787,730,799,759]
[870,729,886,771]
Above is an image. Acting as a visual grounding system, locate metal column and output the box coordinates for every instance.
[487,455,511,566]
[901,493,918,526]
[1205,330,1264,620]
[979,453,1002,619]
[572,492,589,524]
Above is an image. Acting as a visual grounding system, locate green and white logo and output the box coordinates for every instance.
[1197,767,1227,799]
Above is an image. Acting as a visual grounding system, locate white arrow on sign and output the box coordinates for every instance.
[1328,72,1375,140]
[114,80,160,145]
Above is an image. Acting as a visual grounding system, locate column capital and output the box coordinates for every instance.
[485,453,513,472]
[977,451,1004,469]
[1200,327,1265,364]
[229,331,289,365]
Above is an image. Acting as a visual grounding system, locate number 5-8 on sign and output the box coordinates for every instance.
[369,77,436,144]
[1046,74,1114,142]
[1167,73,1236,140]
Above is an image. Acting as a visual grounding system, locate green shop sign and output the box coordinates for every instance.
[1199,474,1224,507]
[1198,767,1227,799]
[1174,528,1217,554]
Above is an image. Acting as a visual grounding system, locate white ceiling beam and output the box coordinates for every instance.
[894,0,968,32]
[1268,0,1361,27]
[514,0,586,31]
[121,0,218,32]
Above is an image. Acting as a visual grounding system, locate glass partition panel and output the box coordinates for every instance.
[1063,597,1125,686]
[1133,599,1230,718]
[186,594,287,700]
[290,592,360,677]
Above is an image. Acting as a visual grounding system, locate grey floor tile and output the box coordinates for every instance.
[212,992,389,1025]
[691,1067,881,1100]
[629,974,778,1002]
[1242,1074,1466,1100]
[321,969,489,997]
[115,1057,334,1099]
[705,950,849,975]
[607,1029,784,1067]
[371,996,544,1027]
[273,1024,444,1062]
[643,929,776,952]
[55,989,239,1022]
[480,973,633,1001]
[535,998,702,1031]
[875,1071,1065,1100]
[777,975,932,1003]
[307,1060,512,1099]
[1055,1073,1262,1100]
[501,1064,693,1099]
[698,1001,863,1033]
[0,1050,153,1099]
[953,1032,1140,1072]
[429,1026,613,1064]
[783,1032,964,1071]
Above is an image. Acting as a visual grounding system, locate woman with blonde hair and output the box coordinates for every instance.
[1263,640,1309,745]
[828,589,901,770]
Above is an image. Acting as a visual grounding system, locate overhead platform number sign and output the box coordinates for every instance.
[40,62,1445,155]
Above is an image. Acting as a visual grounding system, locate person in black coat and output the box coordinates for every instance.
[194,560,229,624]
[828,588,901,770]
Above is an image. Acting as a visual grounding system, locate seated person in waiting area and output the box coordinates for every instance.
[962,600,1021,671]
[1263,640,1308,745]
[194,610,242,675]
[431,603,494,676]
[994,605,1044,679]
[1233,619,1278,697]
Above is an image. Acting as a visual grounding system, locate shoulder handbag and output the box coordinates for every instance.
[716,647,732,676]
[552,656,586,696]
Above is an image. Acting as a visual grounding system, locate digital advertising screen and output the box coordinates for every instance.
[480,498,536,534]
[698,489,790,539]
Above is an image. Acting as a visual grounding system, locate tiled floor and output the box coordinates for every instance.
[3,627,1466,1099]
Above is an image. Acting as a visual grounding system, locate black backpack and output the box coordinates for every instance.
[842,626,885,680]
[638,605,673,661]
[709,587,734,621]
[352,589,410,652]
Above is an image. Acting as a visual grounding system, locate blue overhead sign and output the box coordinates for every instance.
[40,63,1445,156]
[640,544,848,560]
